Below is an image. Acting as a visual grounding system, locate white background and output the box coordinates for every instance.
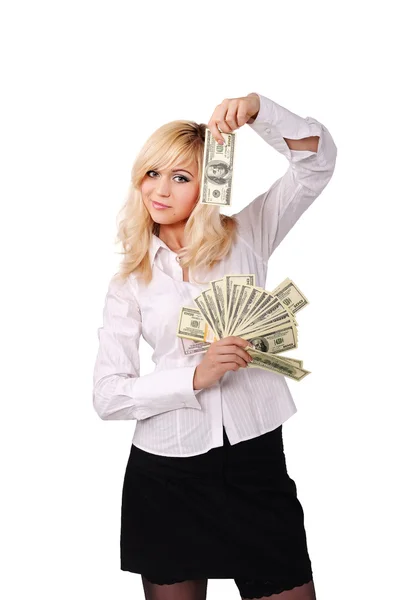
[1,1,397,598]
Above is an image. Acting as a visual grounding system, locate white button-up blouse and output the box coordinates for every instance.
[92,93,337,456]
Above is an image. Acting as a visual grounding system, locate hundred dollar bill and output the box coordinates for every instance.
[201,288,224,341]
[271,277,310,314]
[209,278,228,337]
[226,283,256,337]
[246,347,310,381]
[240,323,298,354]
[176,306,216,343]
[273,355,304,369]
[193,292,227,342]
[191,294,219,340]
[180,337,211,356]
[224,274,256,334]
[245,345,304,369]
[199,129,236,206]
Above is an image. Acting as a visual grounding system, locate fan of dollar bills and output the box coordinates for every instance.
[176,276,311,382]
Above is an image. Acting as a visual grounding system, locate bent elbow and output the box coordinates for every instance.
[92,377,118,420]
[92,389,110,420]
[92,375,140,421]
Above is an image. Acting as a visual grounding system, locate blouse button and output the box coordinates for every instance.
[265,127,271,134]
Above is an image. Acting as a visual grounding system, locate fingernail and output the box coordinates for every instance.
[219,139,224,145]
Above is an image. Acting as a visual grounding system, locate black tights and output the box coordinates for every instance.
[141,575,317,600]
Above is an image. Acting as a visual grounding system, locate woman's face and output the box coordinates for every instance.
[141,160,200,226]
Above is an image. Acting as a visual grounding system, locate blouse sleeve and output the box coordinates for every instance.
[92,275,202,421]
[233,92,338,262]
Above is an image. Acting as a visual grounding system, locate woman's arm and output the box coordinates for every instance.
[247,93,320,153]
[283,135,319,152]
[233,92,337,262]
[92,275,202,421]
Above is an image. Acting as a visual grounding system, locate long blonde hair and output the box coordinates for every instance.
[113,119,238,286]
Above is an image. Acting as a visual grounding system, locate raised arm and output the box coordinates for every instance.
[92,275,202,420]
[233,92,338,262]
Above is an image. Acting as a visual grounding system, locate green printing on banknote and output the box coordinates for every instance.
[176,276,310,381]
[199,129,236,207]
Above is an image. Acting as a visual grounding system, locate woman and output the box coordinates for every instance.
[92,91,337,599]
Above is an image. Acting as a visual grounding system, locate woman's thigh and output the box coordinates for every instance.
[140,575,316,599]
[141,575,208,600]
[234,577,316,599]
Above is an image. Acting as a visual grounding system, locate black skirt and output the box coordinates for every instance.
[120,424,313,592]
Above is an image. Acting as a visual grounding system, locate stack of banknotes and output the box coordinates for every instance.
[177,276,311,382]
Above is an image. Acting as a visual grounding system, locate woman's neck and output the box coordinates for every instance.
[157,222,187,251]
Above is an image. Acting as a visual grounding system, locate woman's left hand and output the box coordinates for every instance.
[207,93,260,145]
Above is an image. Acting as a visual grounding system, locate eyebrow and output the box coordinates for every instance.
[172,168,193,176]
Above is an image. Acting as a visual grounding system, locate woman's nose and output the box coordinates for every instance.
[156,178,171,195]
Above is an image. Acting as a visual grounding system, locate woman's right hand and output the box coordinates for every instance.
[193,336,254,390]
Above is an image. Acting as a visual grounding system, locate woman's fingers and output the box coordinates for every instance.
[207,121,227,145]
[214,344,252,363]
[217,99,240,132]
[217,353,248,368]
[207,97,254,144]
[224,99,241,130]
[207,99,235,144]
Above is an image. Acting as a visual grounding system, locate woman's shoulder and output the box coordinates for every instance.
[108,271,140,298]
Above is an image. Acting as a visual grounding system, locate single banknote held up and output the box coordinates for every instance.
[199,129,236,207]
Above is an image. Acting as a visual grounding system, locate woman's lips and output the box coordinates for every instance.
[152,200,171,209]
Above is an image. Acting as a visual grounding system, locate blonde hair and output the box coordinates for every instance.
[113,119,238,286]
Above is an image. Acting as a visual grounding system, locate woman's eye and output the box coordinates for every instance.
[147,170,189,183]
